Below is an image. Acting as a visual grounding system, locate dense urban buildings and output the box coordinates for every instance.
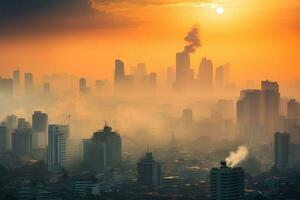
[274,132,290,170]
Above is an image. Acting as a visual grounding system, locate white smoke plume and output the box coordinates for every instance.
[225,145,249,167]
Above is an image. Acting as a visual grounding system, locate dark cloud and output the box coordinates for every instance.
[0,0,138,36]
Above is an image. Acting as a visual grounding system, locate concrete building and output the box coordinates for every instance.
[198,57,213,89]
[137,152,162,186]
[47,125,69,170]
[274,132,290,170]
[12,128,33,156]
[24,72,33,93]
[32,111,48,149]
[210,161,244,200]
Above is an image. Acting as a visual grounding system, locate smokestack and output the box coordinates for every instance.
[183,26,201,54]
[225,145,249,167]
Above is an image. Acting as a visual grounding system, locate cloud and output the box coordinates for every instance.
[0,0,138,36]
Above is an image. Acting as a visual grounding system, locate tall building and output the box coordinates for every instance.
[5,115,17,150]
[82,124,121,173]
[82,138,107,173]
[32,111,48,149]
[287,99,299,120]
[274,132,290,170]
[149,72,157,89]
[13,70,20,92]
[215,63,230,87]
[175,52,194,88]
[236,90,264,142]
[114,59,125,89]
[24,72,33,93]
[12,128,33,156]
[210,161,244,200]
[0,78,13,96]
[0,125,8,153]
[47,125,69,170]
[79,78,90,94]
[136,63,147,76]
[182,108,193,125]
[137,152,162,186]
[261,81,280,135]
[198,57,213,89]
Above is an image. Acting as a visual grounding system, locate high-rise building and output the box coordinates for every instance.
[215,63,230,87]
[137,152,162,186]
[114,59,125,89]
[237,90,264,142]
[82,124,121,173]
[79,77,90,94]
[0,78,13,96]
[0,125,8,153]
[198,57,213,88]
[47,125,69,170]
[261,81,280,135]
[13,70,20,92]
[32,111,48,149]
[175,52,194,88]
[82,138,107,173]
[182,108,193,125]
[12,128,33,156]
[287,99,299,120]
[18,118,31,129]
[149,72,157,89]
[136,63,147,76]
[210,161,244,200]
[274,132,290,170]
[24,72,33,93]
[5,115,17,150]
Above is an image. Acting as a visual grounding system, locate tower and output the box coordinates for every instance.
[274,132,290,170]
[32,111,48,149]
[210,161,244,200]
[114,59,125,89]
[24,72,33,93]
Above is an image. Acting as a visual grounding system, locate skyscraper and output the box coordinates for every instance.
[13,69,20,93]
[198,57,213,89]
[261,81,280,135]
[5,115,17,150]
[0,125,8,153]
[210,161,244,200]
[47,125,69,170]
[175,52,194,88]
[287,99,299,120]
[274,132,290,170]
[236,90,264,142]
[24,72,33,93]
[114,59,125,89]
[79,77,90,94]
[215,63,230,87]
[32,111,48,149]
[12,128,33,156]
[0,78,13,96]
[137,152,162,186]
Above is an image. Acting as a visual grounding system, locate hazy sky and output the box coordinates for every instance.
[0,0,299,83]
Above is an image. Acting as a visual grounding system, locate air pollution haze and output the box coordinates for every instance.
[225,145,249,167]
[183,26,201,54]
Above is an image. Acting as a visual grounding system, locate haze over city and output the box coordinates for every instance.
[0,0,299,200]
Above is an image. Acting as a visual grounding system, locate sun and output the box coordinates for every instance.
[216,7,224,14]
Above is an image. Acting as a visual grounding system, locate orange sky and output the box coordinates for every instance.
[0,0,299,84]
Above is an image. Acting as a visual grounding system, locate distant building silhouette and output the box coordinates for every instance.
[5,115,17,151]
[287,99,299,120]
[210,161,244,200]
[24,72,33,93]
[198,57,213,89]
[215,63,230,87]
[182,108,193,125]
[12,127,33,156]
[79,78,90,94]
[83,124,121,173]
[32,111,48,149]
[274,132,290,170]
[47,125,69,170]
[114,59,125,90]
[0,78,13,96]
[0,126,8,153]
[13,69,20,93]
[175,52,194,89]
[137,152,162,186]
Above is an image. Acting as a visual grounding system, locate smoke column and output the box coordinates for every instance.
[225,145,249,167]
[183,26,201,53]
